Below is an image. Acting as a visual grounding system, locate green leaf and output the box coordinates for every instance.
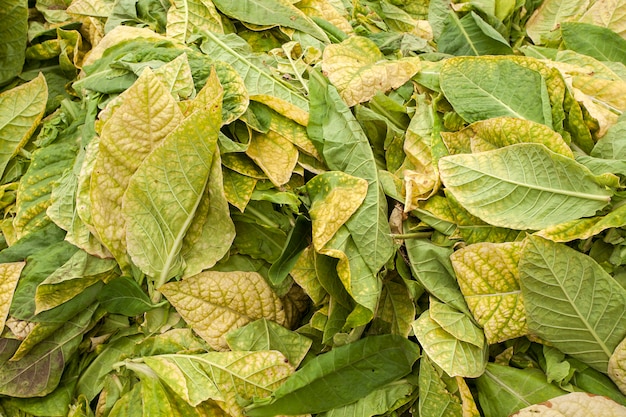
[438,11,513,56]
[0,305,96,397]
[0,0,27,85]
[439,143,613,230]
[476,363,567,417]
[429,298,485,348]
[97,276,156,316]
[143,350,293,414]
[160,270,286,351]
[245,334,420,416]
[211,0,330,43]
[123,71,224,286]
[225,318,312,368]
[319,380,415,417]
[418,355,463,417]
[0,74,47,178]
[440,56,552,126]
[412,308,487,378]
[525,0,589,45]
[520,236,626,372]
[562,22,626,65]
[451,241,528,344]
[267,215,311,289]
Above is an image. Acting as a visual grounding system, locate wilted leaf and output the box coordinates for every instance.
[451,241,528,344]
[520,236,626,372]
[439,143,613,230]
[322,36,420,106]
[160,270,286,350]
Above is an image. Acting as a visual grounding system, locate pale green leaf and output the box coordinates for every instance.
[91,68,183,268]
[0,262,25,331]
[319,380,415,417]
[212,0,329,43]
[322,36,420,106]
[429,298,485,349]
[166,0,223,42]
[144,350,293,416]
[520,236,626,372]
[152,53,195,100]
[160,270,286,351]
[512,392,626,416]
[123,71,222,285]
[440,57,552,126]
[226,318,312,368]
[451,241,527,344]
[418,355,463,417]
[412,309,488,378]
[439,143,613,230]
[0,74,47,177]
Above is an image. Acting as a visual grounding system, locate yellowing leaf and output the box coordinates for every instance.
[0,262,25,330]
[144,351,293,417]
[430,298,485,349]
[160,271,286,350]
[306,171,368,251]
[609,336,626,395]
[297,0,354,35]
[222,167,257,212]
[251,94,309,126]
[511,392,626,416]
[153,53,195,100]
[451,241,528,344]
[124,72,223,285]
[525,0,589,45]
[579,0,626,38]
[246,130,299,187]
[289,246,327,305]
[322,36,421,107]
[441,117,574,157]
[91,68,183,268]
[537,204,626,242]
[166,0,223,42]
[0,73,47,178]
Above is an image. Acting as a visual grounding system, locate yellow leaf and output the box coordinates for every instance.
[251,94,309,125]
[0,262,25,331]
[246,130,299,187]
[456,376,481,417]
[322,36,421,106]
[579,0,626,38]
[450,241,528,344]
[306,171,368,251]
[160,271,286,350]
[153,53,195,100]
[222,167,257,212]
[297,0,354,35]
[90,68,183,268]
[536,204,626,242]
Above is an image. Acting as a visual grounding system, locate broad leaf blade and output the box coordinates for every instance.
[0,74,47,178]
[245,335,420,416]
[0,0,27,85]
[166,0,223,42]
[520,236,626,372]
[561,22,626,65]
[439,143,612,230]
[160,271,286,351]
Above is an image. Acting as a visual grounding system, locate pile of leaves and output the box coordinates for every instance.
[3,0,626,416]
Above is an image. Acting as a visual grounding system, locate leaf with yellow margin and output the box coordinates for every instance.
[160,271,286,351]
[306,171,368,251]
[450,241,527,344]
[91,68,183,269]
[322,36,421,106]
[123,71,222,286]
[441,117,573,157]
[0,73,47,179]
[0,262,25,331]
